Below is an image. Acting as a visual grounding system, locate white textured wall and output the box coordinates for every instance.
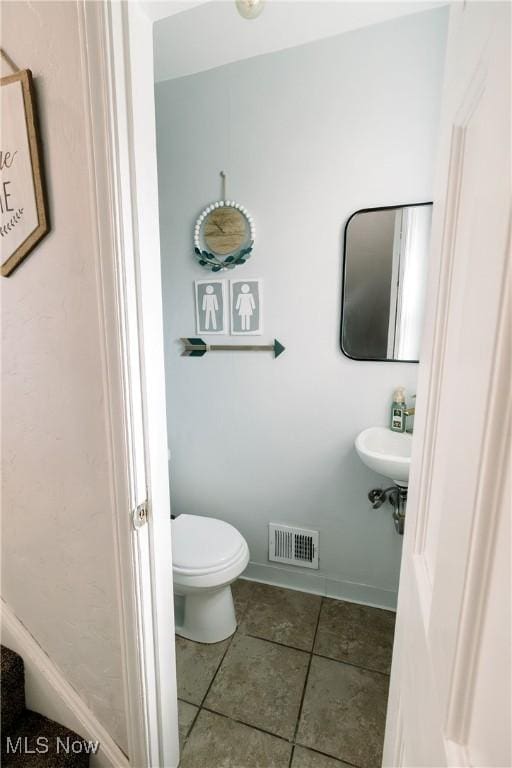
[156,8,448,608]
[1,1,128,752]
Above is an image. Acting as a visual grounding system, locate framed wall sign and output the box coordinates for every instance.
[195,279,228,334]
[230,279,263,335]
[1,69,49,277]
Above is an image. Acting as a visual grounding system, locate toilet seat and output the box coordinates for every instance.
[172,514,247,577]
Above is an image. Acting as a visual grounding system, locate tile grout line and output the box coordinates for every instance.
[178,696,200,708]
[199,630,237,709]
[293,740,364,768]
[291,597,383,768]
[197,704,366,768]
[183,702,201,750]
[243,631,318,655]
[311,650,391,678]
[242,631,391,677]
[287,596,324,767]
[179,625,239,753]
[295,743,364,768]
[201,705,294,745]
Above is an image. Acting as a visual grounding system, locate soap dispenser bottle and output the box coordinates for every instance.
[390,387,406,433]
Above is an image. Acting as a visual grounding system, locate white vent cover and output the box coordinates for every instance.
[268,524,319,569]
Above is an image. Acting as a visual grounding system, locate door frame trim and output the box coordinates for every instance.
[78,1,179,765]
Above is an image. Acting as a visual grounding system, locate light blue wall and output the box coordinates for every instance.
[155,8,448,608]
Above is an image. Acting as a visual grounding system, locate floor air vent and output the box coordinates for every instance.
[268,524,319,569]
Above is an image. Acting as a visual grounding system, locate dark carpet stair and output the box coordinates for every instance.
[1,645,90,767]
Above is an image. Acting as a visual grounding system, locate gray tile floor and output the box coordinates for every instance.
[177,579,395,768]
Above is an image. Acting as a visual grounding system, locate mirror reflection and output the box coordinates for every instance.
[341,203,432,362]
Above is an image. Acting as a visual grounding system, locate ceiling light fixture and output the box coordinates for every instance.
[236,0,265,20]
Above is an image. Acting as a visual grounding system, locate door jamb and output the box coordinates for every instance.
[79,1,179,765]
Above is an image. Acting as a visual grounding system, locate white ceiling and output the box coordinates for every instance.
[153,0,445,83]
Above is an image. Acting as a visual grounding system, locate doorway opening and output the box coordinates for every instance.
[149,3,448,765]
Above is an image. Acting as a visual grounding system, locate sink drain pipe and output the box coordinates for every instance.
[368,486,407,535]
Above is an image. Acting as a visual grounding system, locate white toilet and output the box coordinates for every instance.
[172,514,250,643]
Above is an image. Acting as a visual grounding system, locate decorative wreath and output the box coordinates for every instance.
[193,200,255,272]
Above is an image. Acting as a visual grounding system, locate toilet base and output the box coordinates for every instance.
[175,584,237,644]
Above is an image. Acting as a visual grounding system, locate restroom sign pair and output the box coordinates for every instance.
[195,278,262,336]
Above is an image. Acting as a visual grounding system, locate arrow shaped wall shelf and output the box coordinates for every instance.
[181,338,285,359]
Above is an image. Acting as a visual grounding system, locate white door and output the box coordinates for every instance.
[383,3,511,767]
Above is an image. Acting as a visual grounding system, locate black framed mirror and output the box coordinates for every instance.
[340,202,432,362]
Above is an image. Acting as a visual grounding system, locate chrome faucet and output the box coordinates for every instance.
[404,395,416,431]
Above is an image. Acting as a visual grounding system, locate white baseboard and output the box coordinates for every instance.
[243,561,397,611]
[1,600,129,768]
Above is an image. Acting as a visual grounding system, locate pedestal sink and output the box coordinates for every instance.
[355,426,412,487]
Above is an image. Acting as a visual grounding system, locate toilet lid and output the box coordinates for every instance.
[172,514,246,572]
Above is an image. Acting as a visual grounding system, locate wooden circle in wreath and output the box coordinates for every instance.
[205,206,245,254]
[194,201,255,270]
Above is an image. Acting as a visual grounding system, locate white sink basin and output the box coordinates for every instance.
[355,426,412,487]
